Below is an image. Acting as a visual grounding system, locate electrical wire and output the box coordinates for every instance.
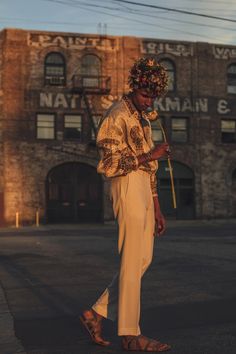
[42,0,236,33]
[1,0,236,44]
[39,0,236,42]
[105,7,236,33]
[113,0,236,23]
[0,17,96,26]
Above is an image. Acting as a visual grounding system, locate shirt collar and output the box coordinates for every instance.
[122,94,151,127]
[122,94,140,121]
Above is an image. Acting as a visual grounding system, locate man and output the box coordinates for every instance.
[80,57,171,352]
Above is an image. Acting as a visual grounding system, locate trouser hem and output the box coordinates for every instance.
[118,328,141,336]
[92,304,115,322]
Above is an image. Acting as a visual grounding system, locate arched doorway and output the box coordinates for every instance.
[46,162,103,223]
[157,161,195,219]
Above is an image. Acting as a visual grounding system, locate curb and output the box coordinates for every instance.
[0,218,235,235]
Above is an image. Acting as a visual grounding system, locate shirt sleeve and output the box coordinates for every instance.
[150,173,158,197]
[96,115,139,178]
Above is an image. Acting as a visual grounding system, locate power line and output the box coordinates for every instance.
[0,17,96,26]
[42,0,236,32]
[54,0,236,11]
[113,0,236,23]
[1,8,235,33]
[92,0,236,13]
[2,0,234,44]
[111,6,236,33]
[42,0,123,11]
[4,16,229,37]
[65,0,236,12]
[112,0,236,6]
[39,0,236,42]
[168,0,235,4]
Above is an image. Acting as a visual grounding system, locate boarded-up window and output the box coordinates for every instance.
[221,119,236,143]
[227,64,236,94]
[37,114,55,139]
[171,117,188,143]
[151,117,164,142]
[64,115,82,140]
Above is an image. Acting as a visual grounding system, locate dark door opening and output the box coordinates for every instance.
[46,162,103,223]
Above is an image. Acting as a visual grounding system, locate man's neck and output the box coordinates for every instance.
[125,92,141,115]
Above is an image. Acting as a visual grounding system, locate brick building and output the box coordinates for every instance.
[0,28,236,225]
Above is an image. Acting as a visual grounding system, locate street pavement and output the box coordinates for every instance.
[0,219,235,354]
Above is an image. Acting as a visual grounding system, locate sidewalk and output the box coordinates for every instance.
[0,285,26,354]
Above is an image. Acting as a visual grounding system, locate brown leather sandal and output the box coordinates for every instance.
[122,335,171,352]
[80,309,110,347]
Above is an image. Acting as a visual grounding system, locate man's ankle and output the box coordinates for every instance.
[91,308,103,321]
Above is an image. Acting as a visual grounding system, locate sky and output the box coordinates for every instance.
[1,0,236,45]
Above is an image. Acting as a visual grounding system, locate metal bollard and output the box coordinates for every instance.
[16,212,19,228]
[36,210,39,227]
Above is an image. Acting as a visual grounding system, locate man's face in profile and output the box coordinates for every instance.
[131,89,156,113]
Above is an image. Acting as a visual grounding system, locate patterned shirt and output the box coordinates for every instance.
[96,95,158,196]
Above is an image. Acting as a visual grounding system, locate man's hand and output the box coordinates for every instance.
[137,143,171,166]
[155,211,166,237]
[153,195,166,237]
[151,143,170,160]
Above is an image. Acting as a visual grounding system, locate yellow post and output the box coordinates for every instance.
[167,158,177,209]
[157,119,177,209]
[16,212,19,228]
[36,209,39,227]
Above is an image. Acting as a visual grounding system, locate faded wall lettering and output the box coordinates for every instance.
[213,46,236,60]
[141,40,194,56]
[28,33,118,51]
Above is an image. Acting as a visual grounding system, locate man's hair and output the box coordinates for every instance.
[128,57,169,97]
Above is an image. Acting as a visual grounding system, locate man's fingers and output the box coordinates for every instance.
[159,229,165,236]
[156,221,166,236]
[157,224,163,236]
[155,215,166,237]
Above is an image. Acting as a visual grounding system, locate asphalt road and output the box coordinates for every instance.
[0,220,235,354]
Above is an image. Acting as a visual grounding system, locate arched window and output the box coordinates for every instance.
[81,54,101,88]
[159,59,176,92]
[227,63,236,94]
[45,52,66,86]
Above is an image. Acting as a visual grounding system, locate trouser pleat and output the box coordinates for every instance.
[92,171,155,336]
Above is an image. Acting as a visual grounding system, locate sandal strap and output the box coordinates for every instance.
[80,310,110,347]
[123,335,170,352]
[81,311,102,337]
[144,338,159,351]
[126,336,142,351]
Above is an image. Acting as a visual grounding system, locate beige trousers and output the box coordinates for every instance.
[92,170,155,336]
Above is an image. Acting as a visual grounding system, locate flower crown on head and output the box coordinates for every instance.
[128,57,169,97]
